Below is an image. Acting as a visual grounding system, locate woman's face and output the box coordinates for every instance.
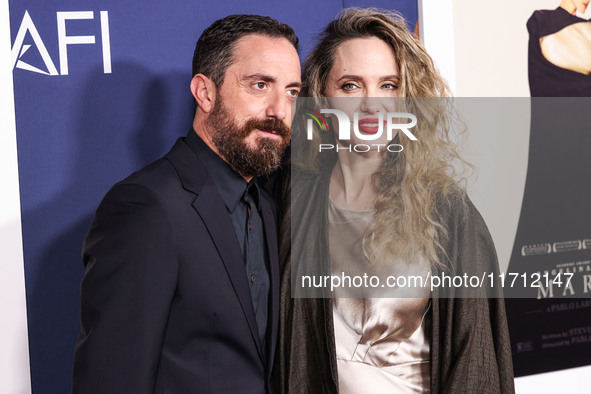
[324,37,401,147]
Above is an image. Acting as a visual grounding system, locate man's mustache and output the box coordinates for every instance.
[244,118,290,138]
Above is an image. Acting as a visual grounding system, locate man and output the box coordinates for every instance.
[72,14,301,393]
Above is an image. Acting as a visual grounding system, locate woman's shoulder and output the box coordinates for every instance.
[264,162,323,208]
[266,162,320,190]
[436,187,490,238]
[434,186,468,223]
[435,187,499,274]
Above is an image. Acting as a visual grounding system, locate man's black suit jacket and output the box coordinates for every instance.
[73,137,280,393]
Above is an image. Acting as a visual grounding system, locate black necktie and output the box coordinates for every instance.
[242,186,269,345]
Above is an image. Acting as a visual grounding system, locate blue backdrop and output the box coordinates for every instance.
[9,1,417,392]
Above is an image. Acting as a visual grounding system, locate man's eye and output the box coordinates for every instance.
[254,82,267,90]
[287,89,300,97]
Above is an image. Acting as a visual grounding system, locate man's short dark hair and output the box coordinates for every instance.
[192,14,299,87]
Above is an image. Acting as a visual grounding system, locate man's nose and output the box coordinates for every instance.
[265,89,287,121]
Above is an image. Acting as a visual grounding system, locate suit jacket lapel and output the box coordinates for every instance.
[193,184,264,358]
[165,138,264,361]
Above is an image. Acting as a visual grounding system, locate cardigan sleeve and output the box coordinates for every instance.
[431,196,515,393]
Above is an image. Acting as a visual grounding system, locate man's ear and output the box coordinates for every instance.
[190,74,216,113]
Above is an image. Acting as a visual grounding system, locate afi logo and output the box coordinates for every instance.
[11,10,112,75]
[306,109,418,141]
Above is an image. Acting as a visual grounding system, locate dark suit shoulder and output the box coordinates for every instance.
[100,153,195,217]
[115,156,181,193]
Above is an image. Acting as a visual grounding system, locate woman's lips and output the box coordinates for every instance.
[358,118,386,135]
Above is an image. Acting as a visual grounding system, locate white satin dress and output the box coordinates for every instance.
[328,199,431,393]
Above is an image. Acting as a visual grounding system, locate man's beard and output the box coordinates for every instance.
[206,96,290,178]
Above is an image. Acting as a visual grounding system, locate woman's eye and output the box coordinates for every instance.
[382,83,399,90]
[341,83,359,91]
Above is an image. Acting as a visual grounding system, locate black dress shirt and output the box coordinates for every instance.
[184,130,270,344]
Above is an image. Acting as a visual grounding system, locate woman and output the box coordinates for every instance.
[269,8,515,393]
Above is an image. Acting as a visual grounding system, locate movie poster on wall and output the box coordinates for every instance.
[503,1,591,377]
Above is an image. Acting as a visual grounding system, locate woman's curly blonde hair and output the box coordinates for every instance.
[293,8,470,268]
